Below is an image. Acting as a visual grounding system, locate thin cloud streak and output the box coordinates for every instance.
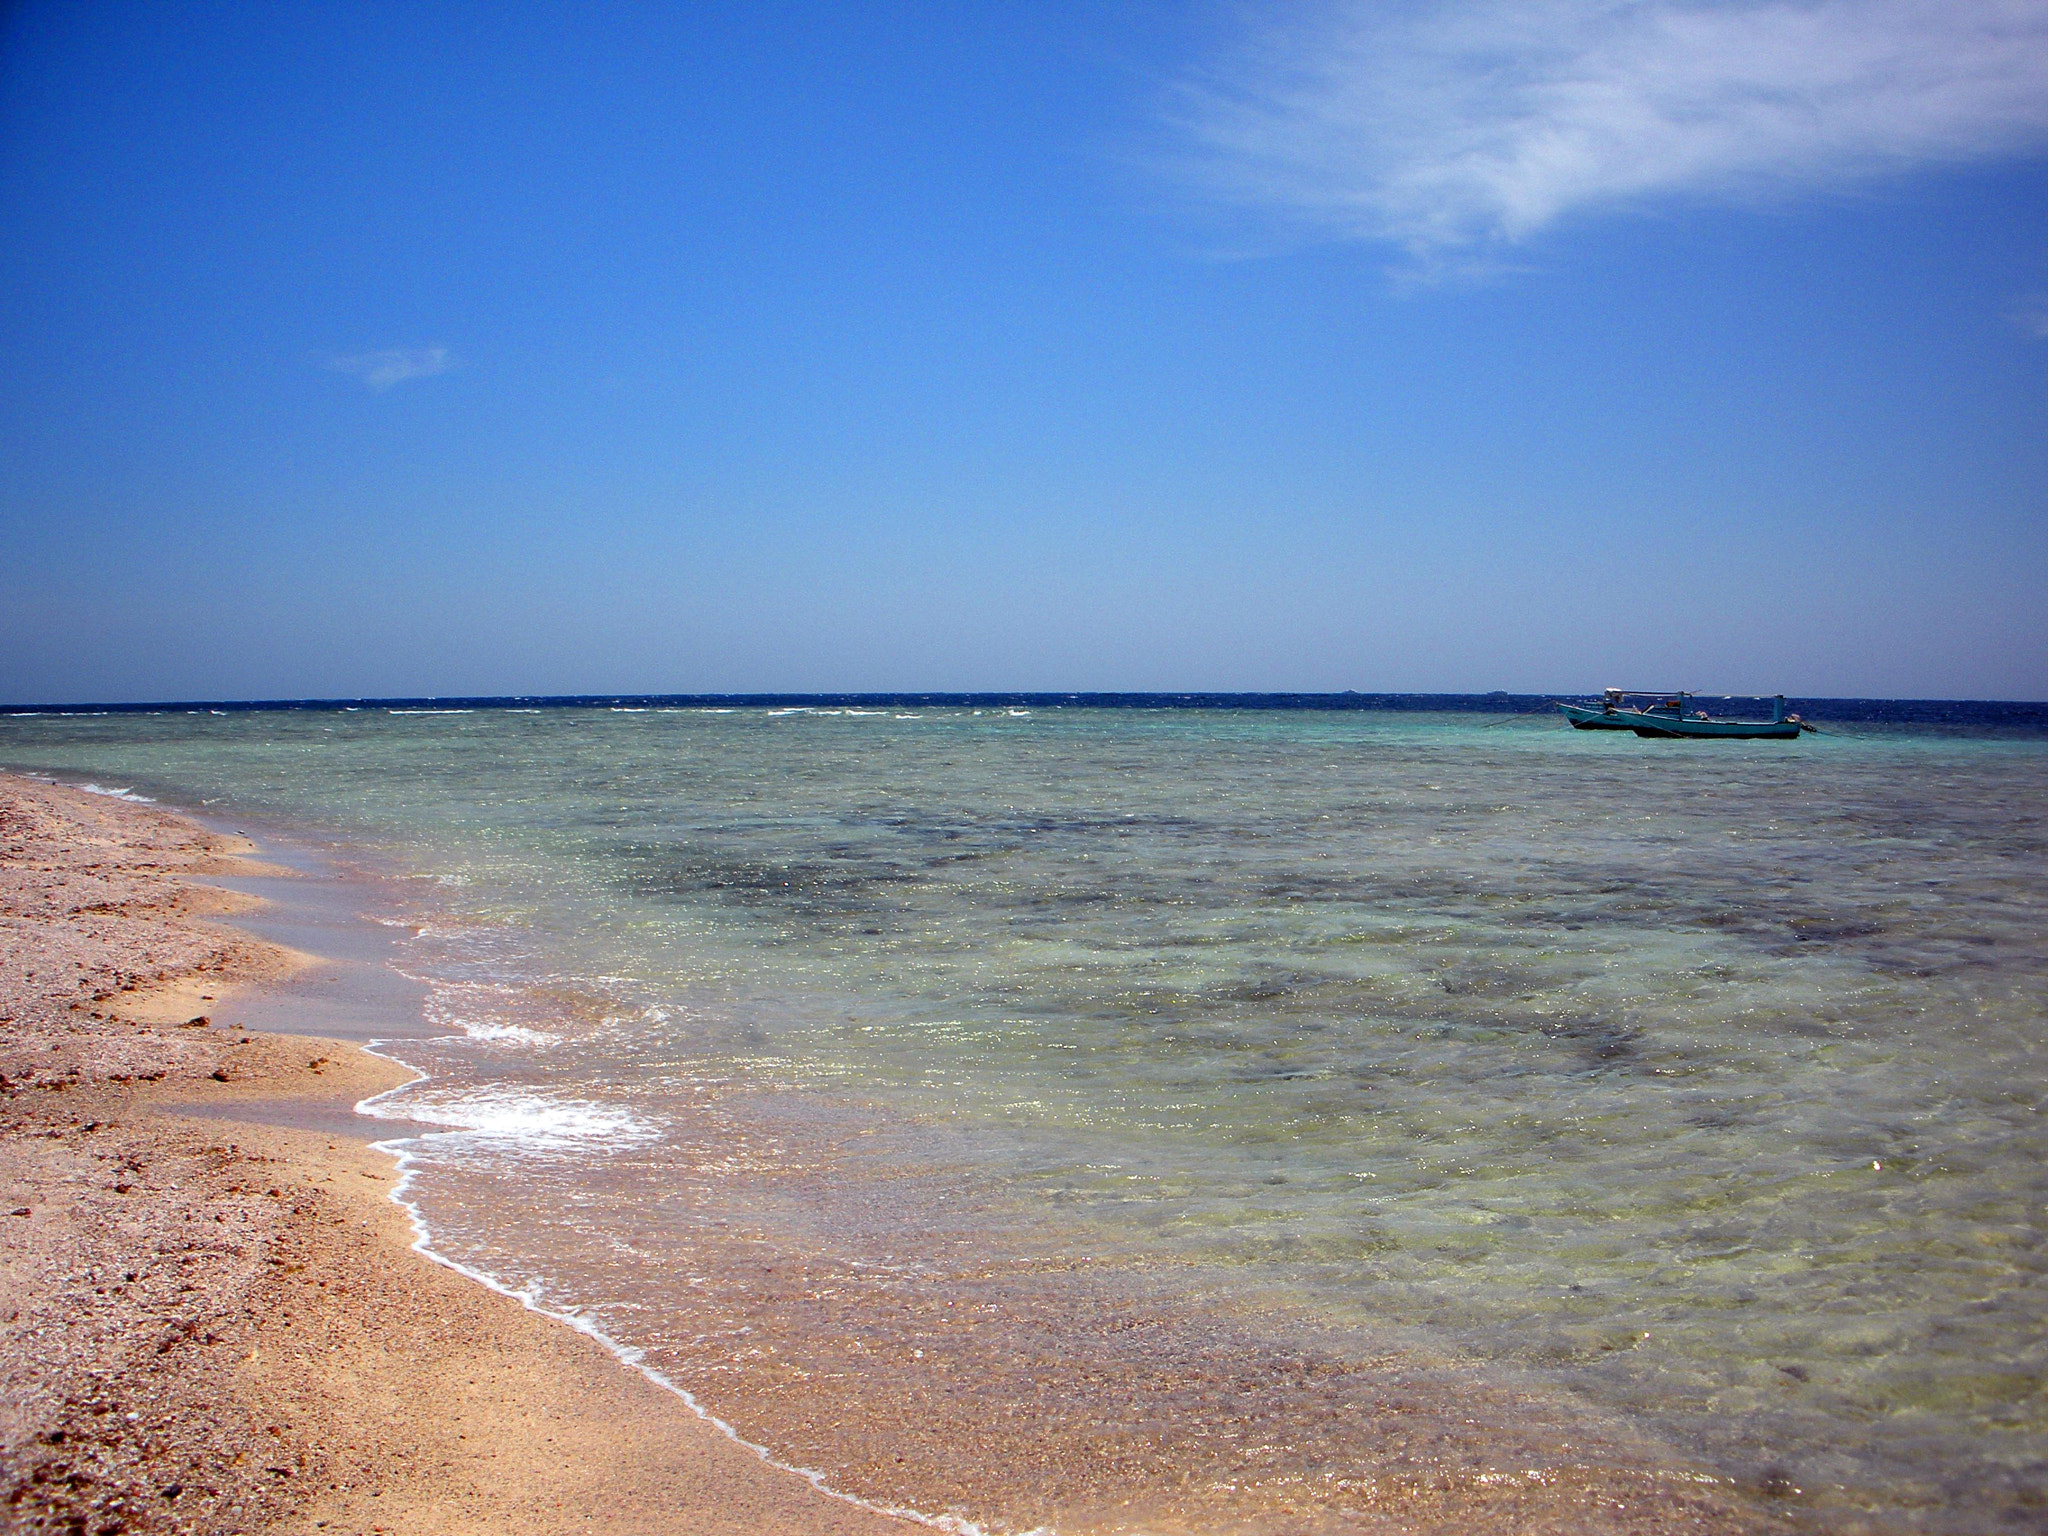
[328,346,453,390]
[2015,293,2048,338]
[1172,0,2048,258]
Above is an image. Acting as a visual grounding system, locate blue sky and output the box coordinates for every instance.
[2,0,2045,703]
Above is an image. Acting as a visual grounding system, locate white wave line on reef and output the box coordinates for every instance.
[352,1043,1047,1536]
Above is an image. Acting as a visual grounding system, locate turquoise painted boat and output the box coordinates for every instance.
[1558,690,1811,740]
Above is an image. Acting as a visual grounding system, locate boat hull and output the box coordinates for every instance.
[1624,717,1803,740]
[1555,701,1803,739]
[1557,703,1637,730]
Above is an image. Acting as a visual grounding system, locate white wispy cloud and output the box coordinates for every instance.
[1170,0,2048,259]
[327,345,454,390]
[2015,292,2048,337]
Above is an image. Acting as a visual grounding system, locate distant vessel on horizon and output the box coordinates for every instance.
[1558,689,1812,739]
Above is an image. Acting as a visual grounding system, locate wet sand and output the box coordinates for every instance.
[0,773,910,1536]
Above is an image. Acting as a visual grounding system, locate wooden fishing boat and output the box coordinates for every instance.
[1558,690,1811,740]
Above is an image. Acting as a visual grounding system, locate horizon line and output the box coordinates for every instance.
[3,689,2046,717]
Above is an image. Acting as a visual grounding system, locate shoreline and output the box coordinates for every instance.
[0,772,915,1536]
[0,768,1791,1536]
[349,1047,1007,1536]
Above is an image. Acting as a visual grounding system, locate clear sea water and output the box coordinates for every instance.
[5,701,2045,1533]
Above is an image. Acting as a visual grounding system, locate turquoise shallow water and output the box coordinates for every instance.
[5,705,2045,1532]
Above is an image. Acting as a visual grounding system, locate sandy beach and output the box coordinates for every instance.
[0,773,913,1536]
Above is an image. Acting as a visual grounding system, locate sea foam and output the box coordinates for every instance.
[77,783,156,803]
[455,1021,560,1047]
[360,1083,659,1156]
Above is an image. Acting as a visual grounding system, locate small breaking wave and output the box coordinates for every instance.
[359,1082,659,1156]
[454,1021,560,1047]
[77,783,156,803]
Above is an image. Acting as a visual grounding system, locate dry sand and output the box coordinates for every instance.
[0,773,912,1536]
